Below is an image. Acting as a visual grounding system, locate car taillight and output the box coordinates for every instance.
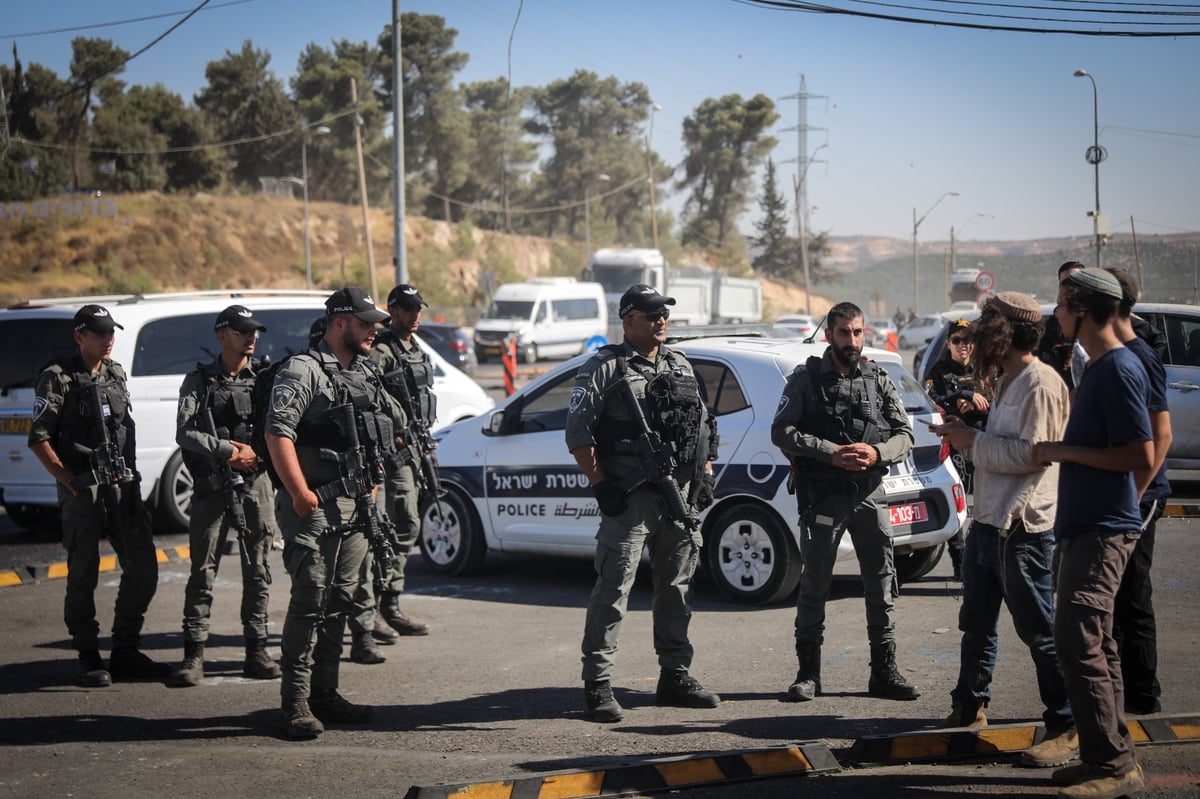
[935,408,950,463]
[952,483,966,513]
[452,340,467,353]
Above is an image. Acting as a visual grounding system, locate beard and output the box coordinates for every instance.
[830,344,860,369]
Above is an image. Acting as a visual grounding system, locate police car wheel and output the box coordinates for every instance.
[156,449,193,533]
[895,541,945,583]
[706,504,801,605]
[418,489,486,576]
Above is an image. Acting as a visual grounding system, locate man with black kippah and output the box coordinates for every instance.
[171,305,280,687]
[28,304,165,687]
[1034,268,1153,797]
[566,284,720,723]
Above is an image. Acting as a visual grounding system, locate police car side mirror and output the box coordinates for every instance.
[484,409,506,436]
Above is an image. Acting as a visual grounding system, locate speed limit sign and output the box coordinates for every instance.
[974,271,995,292]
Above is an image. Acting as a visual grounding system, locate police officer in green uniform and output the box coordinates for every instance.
[346,284,435,665]
[172,305,281,686]
[771,301,920,703]
[566,284,720,723]
[28,304,165,687]
[265,287,404,739]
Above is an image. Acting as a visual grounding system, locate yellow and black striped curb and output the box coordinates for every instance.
[1163,503,1200,517]
[848,714,1200,764]
[0,545,190,586]
[403,742,839,799]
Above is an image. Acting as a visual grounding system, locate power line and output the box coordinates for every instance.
[732,0,1200,35]
[0,1,255,39]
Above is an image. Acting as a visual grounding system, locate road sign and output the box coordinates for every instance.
[974,271,995,292]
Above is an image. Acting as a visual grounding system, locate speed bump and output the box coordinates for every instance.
[403,741,839,799]
[849,714,1200,764]
[0,568,26,587]
[1163,503,1200,517]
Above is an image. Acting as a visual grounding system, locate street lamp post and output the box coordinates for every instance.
[948,213,987,306]
[300,124,331,290]
[912,191,959,312]
[645,103,662,250]
[584,173,610,268]
[1074,69,1104,269]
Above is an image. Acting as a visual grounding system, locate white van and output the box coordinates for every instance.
[472,278,608,364]
[0,290,494,534]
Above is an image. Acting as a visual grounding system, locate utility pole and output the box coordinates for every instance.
[779,74,827,316]
[351,77,378,300]
[392,0,407,285]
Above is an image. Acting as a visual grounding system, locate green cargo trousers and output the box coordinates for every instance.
[581,485,702,683]
[347,460,420,635]
[61,484,158,653]
[181,471,275,645]
[277,495,369,702]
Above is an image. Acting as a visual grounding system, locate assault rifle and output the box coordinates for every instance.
[71,380,135,523]
[200,407,253,569]
[317,402,403,590]
[387,364,447,522]
[616,378,698,531]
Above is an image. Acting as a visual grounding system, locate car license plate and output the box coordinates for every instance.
[1,417,32,435]
[889,501,928,526]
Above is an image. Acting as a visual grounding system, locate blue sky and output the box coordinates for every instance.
[4,0,1198,244]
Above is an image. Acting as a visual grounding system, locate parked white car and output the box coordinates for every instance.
[898,314,947,349]
[419,336,968,605]
[917,301,1200,483]
[771,314,820,340]
[0,290,494,533]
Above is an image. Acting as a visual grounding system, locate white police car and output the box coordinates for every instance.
[0,290,494,534]
[420,335,967,605]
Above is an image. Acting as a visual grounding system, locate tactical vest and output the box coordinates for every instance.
[595,345,706,465]
[376,328,437,430]
[794,355,889,482]
[53,356,132,475]
[293,351,394,462]
[181,359,260,484]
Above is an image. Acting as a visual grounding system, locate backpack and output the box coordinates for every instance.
[250,354,294,489]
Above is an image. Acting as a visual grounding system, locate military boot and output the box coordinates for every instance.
[786,642,821,702]
[867,641,921,701]
[78,650,111,688]
[379,593,430,636]
[281,698,324,739]
[371,625,399,646]
[243,639,281,679]
[655,669,721,708]
[172,641,205,687]
[109,646,170,682]
[309,689,375,725]
[583,680,624,723]
[942,700,988,728]
[350,631,387,665]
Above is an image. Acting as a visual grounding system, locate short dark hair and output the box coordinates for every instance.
[1061,281,1119,326]
[826,302,864,328]
[1105,267,1138,316]
[1058,260,1087,278]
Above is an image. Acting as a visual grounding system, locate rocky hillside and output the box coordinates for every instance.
[0,192,829,321]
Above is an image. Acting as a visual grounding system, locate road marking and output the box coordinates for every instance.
[849,715,1200,764]
[0,569,24,586]
[404,742,838,799]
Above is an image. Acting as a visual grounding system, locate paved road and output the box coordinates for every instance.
[2,506,1199,798]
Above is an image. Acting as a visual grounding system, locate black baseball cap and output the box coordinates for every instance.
[325,286,389,324]
[387,284,428,310]
[618,284,676,319]
[214,304,267,333]
[73,304,124,334]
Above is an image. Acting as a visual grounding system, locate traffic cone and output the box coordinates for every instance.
[502,335,517,396]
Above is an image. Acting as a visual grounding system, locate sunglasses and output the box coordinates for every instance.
[633,308,670,323]
[949,336,971,345]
